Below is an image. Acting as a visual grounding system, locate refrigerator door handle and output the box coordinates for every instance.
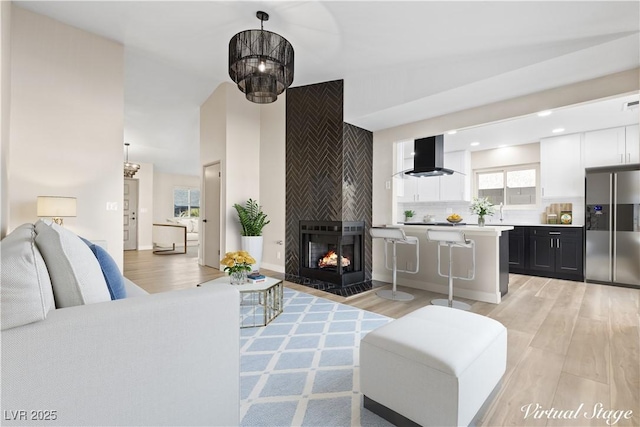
[612,173,617,282]
[609,173,613,282]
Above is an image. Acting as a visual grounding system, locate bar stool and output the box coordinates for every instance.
[426,229,475,310]
[369,227,419,301]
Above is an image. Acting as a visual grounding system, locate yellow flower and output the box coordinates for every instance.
[220,251,256,268]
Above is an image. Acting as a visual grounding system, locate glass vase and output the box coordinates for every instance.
[478,216,485,227]
[229,270,247,285]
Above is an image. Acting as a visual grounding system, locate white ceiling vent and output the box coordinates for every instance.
[622,100,639,111]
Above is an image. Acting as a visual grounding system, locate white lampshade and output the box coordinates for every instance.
[37,196,77,224]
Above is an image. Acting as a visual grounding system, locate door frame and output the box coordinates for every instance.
[201,161,222,267]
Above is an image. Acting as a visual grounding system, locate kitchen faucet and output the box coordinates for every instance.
[499,203,504,222]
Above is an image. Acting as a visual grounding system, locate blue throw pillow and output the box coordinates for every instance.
[79,237,127,300]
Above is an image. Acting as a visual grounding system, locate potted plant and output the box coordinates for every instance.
[404,210,416,222]
[233,199,270,270]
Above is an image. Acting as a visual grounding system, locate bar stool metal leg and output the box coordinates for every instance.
[431,242,471,310]
[376,240,415,302]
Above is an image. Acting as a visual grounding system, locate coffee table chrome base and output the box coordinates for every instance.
[431,298,471,311]
[377,289,415,301]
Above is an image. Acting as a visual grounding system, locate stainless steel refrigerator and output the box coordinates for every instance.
[585,166,640,287]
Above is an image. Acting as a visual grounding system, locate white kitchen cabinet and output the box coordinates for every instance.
[626,124,639,164]
[584,126,633,167]
[417,176,440,201]
[540,133,583,198]
[396,149,470,202]
[399,155,418,202]
[440,150,471,201]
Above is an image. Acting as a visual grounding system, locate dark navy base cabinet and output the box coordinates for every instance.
[508,226,584,281]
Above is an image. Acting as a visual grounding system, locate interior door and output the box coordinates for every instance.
[123,178,139,251]
[203,163,221,268]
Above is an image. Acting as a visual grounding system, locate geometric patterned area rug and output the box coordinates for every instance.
[240,288,394,426]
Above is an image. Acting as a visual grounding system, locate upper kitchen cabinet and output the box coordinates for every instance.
[540,133,583,198]
[626,124,639,164]
[584,126,638,167]
[396,140,470,202]
[440,150,471,201]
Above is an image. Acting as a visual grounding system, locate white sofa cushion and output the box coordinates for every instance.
[34,220,110,308]
[0,223,55,330]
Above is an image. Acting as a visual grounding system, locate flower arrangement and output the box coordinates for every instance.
[470,197,495,219]
[220,251,256,284]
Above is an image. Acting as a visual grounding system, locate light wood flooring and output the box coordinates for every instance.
[124,249,640,427]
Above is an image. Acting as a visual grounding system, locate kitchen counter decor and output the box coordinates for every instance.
[470,197,495,227]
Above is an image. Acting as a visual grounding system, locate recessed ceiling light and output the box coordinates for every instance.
[470,142,480,146]
[552,128,565,133]
[447,130,457,135]
[537,110,552,117]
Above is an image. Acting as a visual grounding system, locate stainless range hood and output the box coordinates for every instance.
[405,135,454,177]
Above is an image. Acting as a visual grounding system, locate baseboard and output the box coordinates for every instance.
[260,262,285,273]
[138,245,153,251]
[371,274,500,304]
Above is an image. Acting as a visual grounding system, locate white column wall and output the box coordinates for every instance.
[0,1,11,238]
[259,94,286,272]
[8,7,124,268]
[224,83,260,253]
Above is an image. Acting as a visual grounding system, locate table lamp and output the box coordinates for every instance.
[37,196,77,225]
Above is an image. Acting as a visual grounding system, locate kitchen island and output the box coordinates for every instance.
[373,224,513,304]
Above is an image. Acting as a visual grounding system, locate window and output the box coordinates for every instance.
[476,165,539,206]
[174,188,200,217]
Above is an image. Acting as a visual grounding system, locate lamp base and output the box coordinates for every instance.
[52,217,64,226]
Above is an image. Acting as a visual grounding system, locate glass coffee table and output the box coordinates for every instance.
[201,276,283,328]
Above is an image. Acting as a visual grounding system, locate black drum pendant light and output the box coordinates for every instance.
[229,11,294,104]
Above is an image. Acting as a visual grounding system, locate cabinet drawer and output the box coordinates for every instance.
[530,227,582,239]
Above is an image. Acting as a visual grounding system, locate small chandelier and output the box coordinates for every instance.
[228,11,294,104]
[124,142,140,178]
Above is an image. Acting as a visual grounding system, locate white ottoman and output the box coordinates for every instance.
[360,305,507,426]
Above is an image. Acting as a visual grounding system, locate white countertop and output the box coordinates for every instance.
[390,223,514,235]
[401,222,584,228]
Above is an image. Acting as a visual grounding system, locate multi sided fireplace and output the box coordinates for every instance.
[299,220,365,287]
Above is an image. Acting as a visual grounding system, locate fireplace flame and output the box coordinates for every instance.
[318,250,351,268]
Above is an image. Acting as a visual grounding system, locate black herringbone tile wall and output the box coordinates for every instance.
[343,123,373,280]
[285,80,373,281]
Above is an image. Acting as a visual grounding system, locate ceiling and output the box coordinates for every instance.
[15,1,640,175]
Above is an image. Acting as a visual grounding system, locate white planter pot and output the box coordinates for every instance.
[241,236,263,272]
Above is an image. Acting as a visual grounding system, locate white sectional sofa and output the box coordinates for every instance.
[1,221,239,426]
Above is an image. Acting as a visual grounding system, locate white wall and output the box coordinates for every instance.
[260,94,286,272]
[8,7,125,268]
[471,142,540,170]
[200,83,226,265]
[0,1,11,238]
[153,171,200,223]
[200,82,284,270]
[200,83,261,258]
